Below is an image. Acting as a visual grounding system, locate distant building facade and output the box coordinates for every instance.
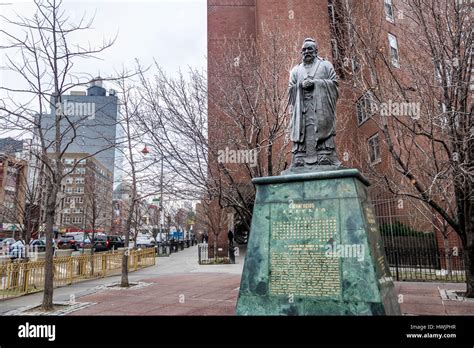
[111,182,132,236]
[55,153,113,233]
[0,154,27,238]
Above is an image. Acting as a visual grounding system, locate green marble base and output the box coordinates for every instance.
[236,169,401,315]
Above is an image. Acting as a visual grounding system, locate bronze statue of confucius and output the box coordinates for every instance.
[288,38,341,170]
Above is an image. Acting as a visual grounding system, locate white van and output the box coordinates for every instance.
[136,234,153,248]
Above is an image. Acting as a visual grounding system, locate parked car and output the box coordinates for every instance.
[29,239,46,252]
[8,240,26,259]
[136,235,158,253]
[57,235,77,250]
[0,238,16,252]
[71,234,92,250]
[29,238,57,254]
[105,235,125,251]
[90,234,125,252]
[78,239,92,250]
[135,235,154,249]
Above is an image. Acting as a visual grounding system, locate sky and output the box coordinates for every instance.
[0,0,207,99]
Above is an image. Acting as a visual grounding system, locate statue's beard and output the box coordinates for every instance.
[303,54,316,64]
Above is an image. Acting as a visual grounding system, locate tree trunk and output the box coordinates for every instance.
[120,229,130,287]
[463,236,474,298]
[121,200,134,287]
[90,231,95,276]
[42,183,57,310]
[213,235,218,261]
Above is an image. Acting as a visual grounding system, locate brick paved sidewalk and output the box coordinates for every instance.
[395,281,474,315]
[68,273,240,315]
[2,246,473,316]
[68,273,474,316]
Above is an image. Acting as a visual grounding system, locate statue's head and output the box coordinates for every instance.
[301,38,318,63]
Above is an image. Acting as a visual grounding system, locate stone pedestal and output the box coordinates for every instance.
[236,169,401,315]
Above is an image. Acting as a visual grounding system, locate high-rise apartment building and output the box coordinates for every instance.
[41,78,119,174]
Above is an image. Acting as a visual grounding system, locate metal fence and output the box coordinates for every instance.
[373,198,465,282]
[0,248,156,300]
[198,243,230,264]
[156,239,197,256]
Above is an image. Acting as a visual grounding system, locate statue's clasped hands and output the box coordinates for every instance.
[302,78,315,90]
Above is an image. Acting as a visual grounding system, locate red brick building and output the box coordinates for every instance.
[207,0,464,260]
[0,154,27,238]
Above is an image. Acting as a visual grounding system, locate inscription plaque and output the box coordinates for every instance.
[269,207,341,298]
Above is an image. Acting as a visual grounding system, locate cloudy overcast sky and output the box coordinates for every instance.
[0,0,207,94]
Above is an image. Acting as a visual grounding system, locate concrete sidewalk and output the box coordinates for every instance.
[1,245,473,315]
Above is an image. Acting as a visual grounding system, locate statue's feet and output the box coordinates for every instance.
[304,155,318,165]
[318,155,332,165]
[317,154,342,167]
[293,157,305,167]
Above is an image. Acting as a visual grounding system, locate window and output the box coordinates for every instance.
[63,208,70,214]
[436,102,449,130]
[74,187,84,193]
[75,197,83,203]
[384,0,394,22]
[64,158,75,165]
[435,60,453,86]
[73,208,83,214]
[350,58,360,75]
[75,177,84,184]
[368,134,381,164]
[4,202,15,209]
[331,38,339,61]
[7,167,18,174]
[328,1,336,28]
[356,92,375,125]
[76,168,86,175]
[64,197,72,203]
[64,187,73,193]
[388,33,400,67]
[4,185,16,192]
[62,216,70,223]
[65,177,73,184]
[72,216,82,224]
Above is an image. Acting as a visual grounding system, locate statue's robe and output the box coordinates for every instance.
[288,57,340,166]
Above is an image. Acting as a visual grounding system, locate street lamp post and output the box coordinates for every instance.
[159,155,168,254]
[141,145,168,254]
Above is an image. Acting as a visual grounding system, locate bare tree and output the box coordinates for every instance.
[134,24,298,244]
[114,72,157,287]
[331,0,473,295]
[0,0,115,309]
